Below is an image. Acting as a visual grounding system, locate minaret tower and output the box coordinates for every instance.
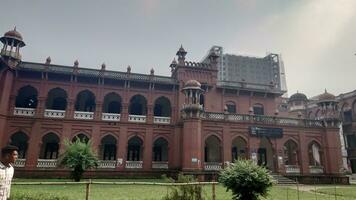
[0,27,26,69]
[181,80,205,172]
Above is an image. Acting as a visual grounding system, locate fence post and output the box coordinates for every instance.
[212,182,216,200]
[286,186,289,200]
[296,177,300,200]
[86,179,92,200]
[334,179,337,200]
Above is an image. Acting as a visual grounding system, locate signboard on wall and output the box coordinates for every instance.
[249,126,283,138]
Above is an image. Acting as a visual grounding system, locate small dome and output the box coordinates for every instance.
[184,80,201,88]
[4,28,23,41]
[318,90,336,101]
[289,92,308,102]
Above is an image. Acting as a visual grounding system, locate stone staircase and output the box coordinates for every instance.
[270,173,297,185]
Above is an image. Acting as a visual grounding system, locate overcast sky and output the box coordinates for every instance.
[1,0,356,97]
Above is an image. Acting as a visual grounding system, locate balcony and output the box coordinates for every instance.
[97,160,117,169]
[74,111,94,120]
[128,115,146,123]
[309,166,324,174]
[14,158,26,167]
[14,107,35,117]
[204,162,223,171]
[153,116,171,124]
[203,112,325,128]
[285,165,301,174]
[102,113,121,121]
[125,161,143,169]
[152,161,168,169]
[37,159,57,168]
[44,109,65,118]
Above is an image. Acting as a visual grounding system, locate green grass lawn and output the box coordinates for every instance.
[10,179,356,200]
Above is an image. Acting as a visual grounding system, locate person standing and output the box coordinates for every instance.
[0,145,18,200]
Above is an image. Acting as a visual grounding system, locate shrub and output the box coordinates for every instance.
[162,173,204,200]
[219,159,273,200]
[59,138,98,182]
[10,192,69,200]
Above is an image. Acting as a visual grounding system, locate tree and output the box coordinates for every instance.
[219,159,273,200]
[59,138,98,182]
[162,173,204,200]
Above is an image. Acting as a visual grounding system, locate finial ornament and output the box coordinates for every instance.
[46,56,51,64]
[74,60,79,67]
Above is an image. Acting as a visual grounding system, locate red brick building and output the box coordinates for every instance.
[0,29,345,181]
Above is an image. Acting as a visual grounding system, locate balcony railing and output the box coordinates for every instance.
[309,165,324,174]
[128,115,146,123]
[152,161,169,169]
[125,161,143,169]
[285,165,301,174]
[14,107,35,117]
[97,160,117,169]
[14,158,26,167]
[153,116,171,124]
[74,111,94,120]
[44,109,65,118]
[102,113,121,121]
[203,112,325,128]
[204,162,223,171]
[37,159,57,168]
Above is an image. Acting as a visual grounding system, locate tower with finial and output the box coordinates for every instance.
[181,80,204,118]
[316,89,339,127]
[176,45,187,65]
[0,27,26,69]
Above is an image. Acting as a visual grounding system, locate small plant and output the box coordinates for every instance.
[59,138,98,182]
[10,192,69,200]
[162,173,204,200]
[219,159,273,200]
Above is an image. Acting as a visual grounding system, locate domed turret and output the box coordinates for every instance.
[181,80,204,118]
[288,92,308,103]
[315,89,339,127]
[288,92,308,116]
[0,27,26,68]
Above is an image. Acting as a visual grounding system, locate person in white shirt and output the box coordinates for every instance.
[0,145,18,200]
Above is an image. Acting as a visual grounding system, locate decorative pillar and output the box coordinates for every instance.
[117,126,128,170]
[25,122,42,169]
[143,128,153,170]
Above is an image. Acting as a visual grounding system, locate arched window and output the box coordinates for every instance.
[100,135,117,160]
[103,93,122,114]
[15,86,38,108]
[308,141,322,166]
[154,97,171,117]
[75,90,96,112]
[46,88,68,110]
[253,103,264,115]
[127,136,143,161]
[129,95,147,115]
[10,132,29,159]
[283,140,298,165]
[204,135,221,163]
[232,136,247,161]
[40,133,60,159]
[153,138,168,162]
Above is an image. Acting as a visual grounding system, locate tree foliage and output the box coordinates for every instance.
[59,138,98,182]
[219,159,273,200]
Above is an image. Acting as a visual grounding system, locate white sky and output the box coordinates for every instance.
[1,0,356,98]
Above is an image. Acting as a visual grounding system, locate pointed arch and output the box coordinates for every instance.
[283,139,298,165]
[100,134,117,160]
[153,137,169,162]
[127,136,143,161]
[75,90,96,112]
[15,85,38,108]
[204,135,222,162]
[129,94,147,115]
[103,92,122,114]
[10,131,29,159]
[232,136,247,161]
[46,87,68,110]
[40,132,60,159]
[153,96,171,117]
